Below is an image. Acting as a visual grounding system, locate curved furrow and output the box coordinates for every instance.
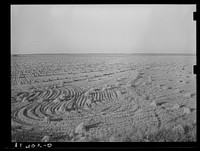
[102,91,107,100]
[65,99,74,110]
[40,102,53,117]
[26,91,36,100]
[60,101,67,108]
[45,106,54,117]
[95,91,99,101]
[66,86,75,94]
[93,92,97,100]
[44,88,53,100]
[64,87,74,99]
[62,99,71,110]
[99,91,104,101]
[72,85,85,95]
[111,90,116,99]
[82,97,89,107]
[73,95,80,108]
[103,91,109,100]
[65,87,76,101]
[62,101,69,111]
[69,87,76,98]
[98,91,102,101]
[43,101,54,110]
[54,107,62,116]
[110,91,117,99]
[35,103,45,118]
[54,103,64,115]
[73,86,85,96]
[49,104,56,116]
[50,102,61,115]
[44,103,56,117]
[11,83,128,131]
[48,89,59,100]
[72,86,81,97]
[42,89,51,100]
[94,91,98,100]
[36,90,45,99]
[107,91,112,100]
[97,91,101,100]
[76,96,84,108]
[62,88,70,96]
[111,91,116,99]
[63,87,70,96]
[12,108,19,119]
[111,90,117,99]
[17,105,39,125]
[91,91,95,100]
[43,89,54,100]
[110,91,115,99]
[27,103,42,120]
[102,97,109,104]
[27,91,42,101]
[106,91,112,100]
[86,103,92,109]
[79,96,87,108]
[78,86,85,94]
[72,86,81,96]
[23,103,39,120]
[12,107,32,126]
[40,104,49,117]
[82,96,89,107]
[77,88,83,96]
[93,101,99,106]
[52,88,62,100]
[31,103,47,119]
[18,92,29,98]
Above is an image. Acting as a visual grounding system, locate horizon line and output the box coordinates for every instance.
[11,52,196,56]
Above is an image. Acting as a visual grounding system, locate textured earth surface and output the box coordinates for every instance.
[11,54,196,142]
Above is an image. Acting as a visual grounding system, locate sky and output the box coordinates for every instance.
[11,5,196,54]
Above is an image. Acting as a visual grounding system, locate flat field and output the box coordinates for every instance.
[11,54,196,142]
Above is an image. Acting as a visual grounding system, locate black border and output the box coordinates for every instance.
[5,1,199,150]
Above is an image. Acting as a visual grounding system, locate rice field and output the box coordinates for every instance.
[11,54,196,142]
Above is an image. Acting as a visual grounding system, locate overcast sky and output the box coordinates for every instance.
[11,5,196,54]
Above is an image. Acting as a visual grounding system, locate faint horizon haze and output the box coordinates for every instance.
[11,5,196,54]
